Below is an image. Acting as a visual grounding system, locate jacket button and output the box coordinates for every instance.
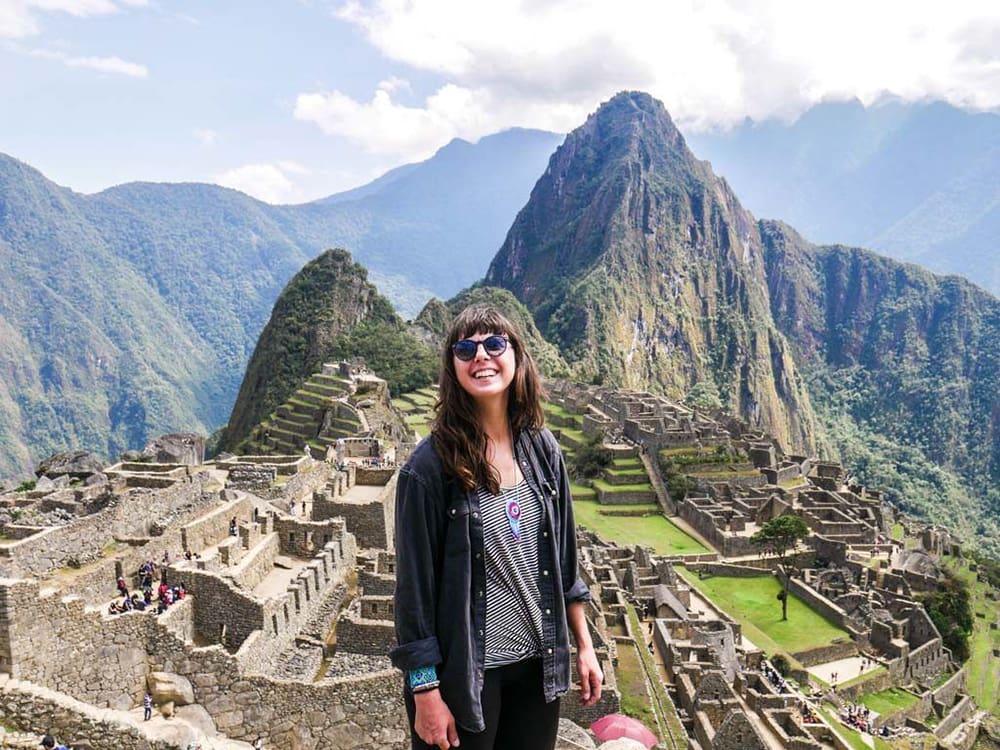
[478,590,484,597]
[545,608,551,615]
[543,531,548,537]
[547,648,553,654]
[472,511,479,519]
[543,570,549,576]
[450,509,456,516]
[475,553,481,560]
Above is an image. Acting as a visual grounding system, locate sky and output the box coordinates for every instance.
[2,0,999,204]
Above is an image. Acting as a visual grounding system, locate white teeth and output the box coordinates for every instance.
[474,370,497,379]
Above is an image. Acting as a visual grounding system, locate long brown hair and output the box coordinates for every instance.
[433,304,545,493]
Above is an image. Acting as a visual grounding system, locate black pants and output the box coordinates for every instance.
[405,658,560,750]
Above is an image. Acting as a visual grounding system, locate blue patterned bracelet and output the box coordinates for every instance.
[409,665,438,690]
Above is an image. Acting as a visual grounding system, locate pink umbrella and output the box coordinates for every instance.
[590,713,659,748]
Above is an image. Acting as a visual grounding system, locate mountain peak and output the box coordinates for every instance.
[485,91,818,453]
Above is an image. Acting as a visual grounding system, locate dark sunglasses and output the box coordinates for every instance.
[452,335,509,362]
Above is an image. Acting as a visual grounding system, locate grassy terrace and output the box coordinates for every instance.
[947,558,1000,716]
[677,569,851,655]
[860,688,919,716]
[592,478,654,493]
[572,500,710,555]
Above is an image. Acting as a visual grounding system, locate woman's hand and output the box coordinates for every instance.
[414,689,460,749]
[577,645,604,706]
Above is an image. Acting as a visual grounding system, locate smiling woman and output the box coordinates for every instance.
[390,304,603,750]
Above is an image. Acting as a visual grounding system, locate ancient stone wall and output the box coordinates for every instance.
[275,517,350,558]
[180,492,253,553]
[0,678,174,750]
[0,478,215,580]
[934,695,975,740]
[359,569,395,596]
[227,532,280,591]
[932,668,966,711]
[0,577,154,706]
[321,502,387,549]
[181,567,264,650]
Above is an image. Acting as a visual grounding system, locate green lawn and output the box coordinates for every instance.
[890,523,904,541]
[572,500,710,555]
[570,482,596,501]
[860,688,919,716]
[678,569,851,655]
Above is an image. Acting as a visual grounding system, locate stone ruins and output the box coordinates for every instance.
[0,366,992,750]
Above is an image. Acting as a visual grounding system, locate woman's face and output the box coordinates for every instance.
[452,331,517,404]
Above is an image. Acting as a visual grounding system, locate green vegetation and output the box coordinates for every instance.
[615,634,658,728]
[15,480,35,492]
[945,558,1000,715]
[751,515,811,620]
[571,500,709,555]
[678,569,850,654]
[860,688,919,716]
[569,434,614,479]
[922,567,973,662]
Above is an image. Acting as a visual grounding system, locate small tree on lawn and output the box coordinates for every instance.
[751,515,810,621]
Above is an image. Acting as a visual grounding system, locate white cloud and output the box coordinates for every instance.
[0,0,145,39]
[214,162,310,204]
[193,128,218,146]
[29,47,147,76]
[326,0,1000,151]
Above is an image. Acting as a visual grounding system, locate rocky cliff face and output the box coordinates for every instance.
[486,92,819,453]
[220,249,436,452]
[762,222,1000,536]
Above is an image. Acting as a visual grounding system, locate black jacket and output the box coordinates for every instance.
[389,427,590,732]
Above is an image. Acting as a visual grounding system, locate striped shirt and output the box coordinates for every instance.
[478,479,544,668]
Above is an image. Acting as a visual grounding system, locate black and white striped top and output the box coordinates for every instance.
[477,479,544,668]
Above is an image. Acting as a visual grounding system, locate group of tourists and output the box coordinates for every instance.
[762,661,790,693]
[108,562,186,616]
[841,702,890,736]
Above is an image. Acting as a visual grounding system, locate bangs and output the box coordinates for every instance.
[449,305,514,344]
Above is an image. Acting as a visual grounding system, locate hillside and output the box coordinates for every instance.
[0,129,559,479]
[219,248,438,452]
[688,99,1000,297]
[485,91,820,454]
[762,222,1000,548]
[484,91,1000,552]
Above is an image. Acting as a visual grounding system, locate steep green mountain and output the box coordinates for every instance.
[761,223,1000,549]
[219,248,437,452]
[688,99,1000,297]
[0,157,230,477]
[0,129,559,479]
[485,91,820,453]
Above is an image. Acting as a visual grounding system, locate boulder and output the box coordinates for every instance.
[557,718,598,749]
[120,450,149,463]
[34,476,55,493]
[109,694,133,711]
[160,700,175,718]
[84,472,108,487]
[144,433,205,466]
[36,451,106,478]
[148,672,195,705]
[175,704,218,737]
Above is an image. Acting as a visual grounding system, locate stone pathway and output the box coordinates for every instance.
[0,674,252,750]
